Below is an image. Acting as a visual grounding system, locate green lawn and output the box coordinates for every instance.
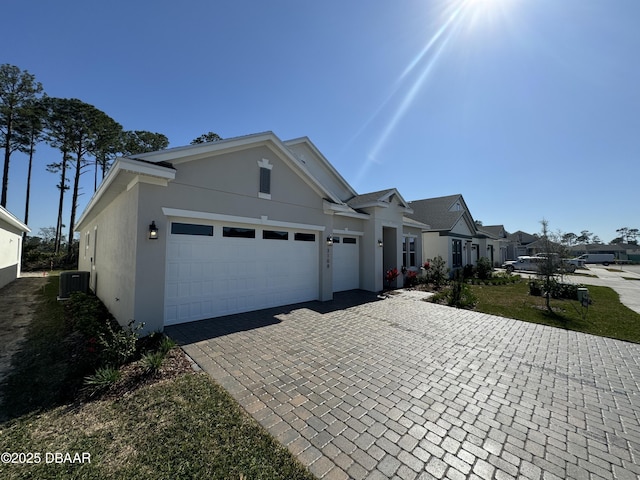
[0,277,315,480]
[470,280,640,343]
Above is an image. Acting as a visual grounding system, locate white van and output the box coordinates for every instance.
[576,253,614,265]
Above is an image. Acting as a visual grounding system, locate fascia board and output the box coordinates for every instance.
[258,137,342,203]
[132,131,275,164]
[0,206,29,233]
[284,137,358,197]
[75,157,175,231]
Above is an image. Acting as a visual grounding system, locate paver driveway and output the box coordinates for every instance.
[166,291,640,480]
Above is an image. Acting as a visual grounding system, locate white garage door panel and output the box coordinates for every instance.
[165,225,319,325]
[333,238,359,292]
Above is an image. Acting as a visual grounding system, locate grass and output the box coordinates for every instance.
[0,277,315,480]
[470,280,640,343]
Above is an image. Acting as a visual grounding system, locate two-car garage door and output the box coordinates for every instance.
[165,221,320,325]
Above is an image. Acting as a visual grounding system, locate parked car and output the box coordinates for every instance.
[533,253,584,272]
[576,253,615,266]
[502,256,580,274]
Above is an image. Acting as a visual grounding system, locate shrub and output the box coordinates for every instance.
[83,366,121,396]
[448,270,478,309]
[159,335,176,355]
[476,257,493,280]
[65,292,108,336]
[404,270,418,287]
[141,351,165,374]
[529,280,579,300]
[462,264,475,280]
[98,320,143,367]
[428,256,449,289]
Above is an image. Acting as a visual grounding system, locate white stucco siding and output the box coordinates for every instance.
[166,146,326,226]
[422,233,451,269]
[0,220,23,289]
[77,185,140,330]
[0,208,29,289]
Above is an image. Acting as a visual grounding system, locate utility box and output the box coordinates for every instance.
[58,271,90,300]
[577,287,589,306]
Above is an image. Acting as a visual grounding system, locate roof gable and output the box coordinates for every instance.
[347,188,412,212]
[131,131,342,204]
[407,194,476,233]
[283,137,357,202]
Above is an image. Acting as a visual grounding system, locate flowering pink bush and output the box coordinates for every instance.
[405,270,418,287]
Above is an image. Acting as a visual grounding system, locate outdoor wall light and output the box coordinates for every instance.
[326,235,333,246]
[378,239,383,247]
[148,221,159,240]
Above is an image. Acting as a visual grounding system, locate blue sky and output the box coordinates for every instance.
[4,0,639,243]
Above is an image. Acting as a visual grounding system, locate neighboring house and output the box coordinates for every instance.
[476,224,509,267]
[505,230,539,259]
[407,194,487,272]
[0,205,30,289]
[75,132,424,332]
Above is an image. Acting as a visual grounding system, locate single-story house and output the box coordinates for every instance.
[407,194,494,271]
[75,132,425,332]
[505,230,539,259]
[0,205,30,289]
[475,224,509,267]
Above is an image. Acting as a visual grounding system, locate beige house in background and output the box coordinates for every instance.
[407,194,507,271]
[75,132,424,332]
[0,205,29,289]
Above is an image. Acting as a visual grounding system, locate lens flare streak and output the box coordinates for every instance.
[353,0,476,186]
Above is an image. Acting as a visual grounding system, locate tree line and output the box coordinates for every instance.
[0,64,222,258]
[560,228,638,247]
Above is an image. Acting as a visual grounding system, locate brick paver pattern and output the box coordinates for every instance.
[167,292,640,480]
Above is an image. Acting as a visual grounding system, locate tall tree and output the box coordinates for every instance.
[191,131,222,144]
[121,130,169,155]
[0,64,43,207]
[616,227,639,245]
[537,219,557,313]
[14,97,46,230]
[43,97,76,253]
[92,115,122,191]
[576,230,592,244]
[65,101,120,255]
[561,232,577,246]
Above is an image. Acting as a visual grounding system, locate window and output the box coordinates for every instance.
[452,239,463,267]
[263,230,288,240]
[259,167,271,194]
[257,158,273,199]
[171,223,213,236]
[402,237,416,267]
[223,227,255,238]
[333,236,341,243]
[294,232,315,242]
[343,237,357,244]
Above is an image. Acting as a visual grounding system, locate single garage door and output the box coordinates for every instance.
[332,236,359,292]
[165,221,319,325]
